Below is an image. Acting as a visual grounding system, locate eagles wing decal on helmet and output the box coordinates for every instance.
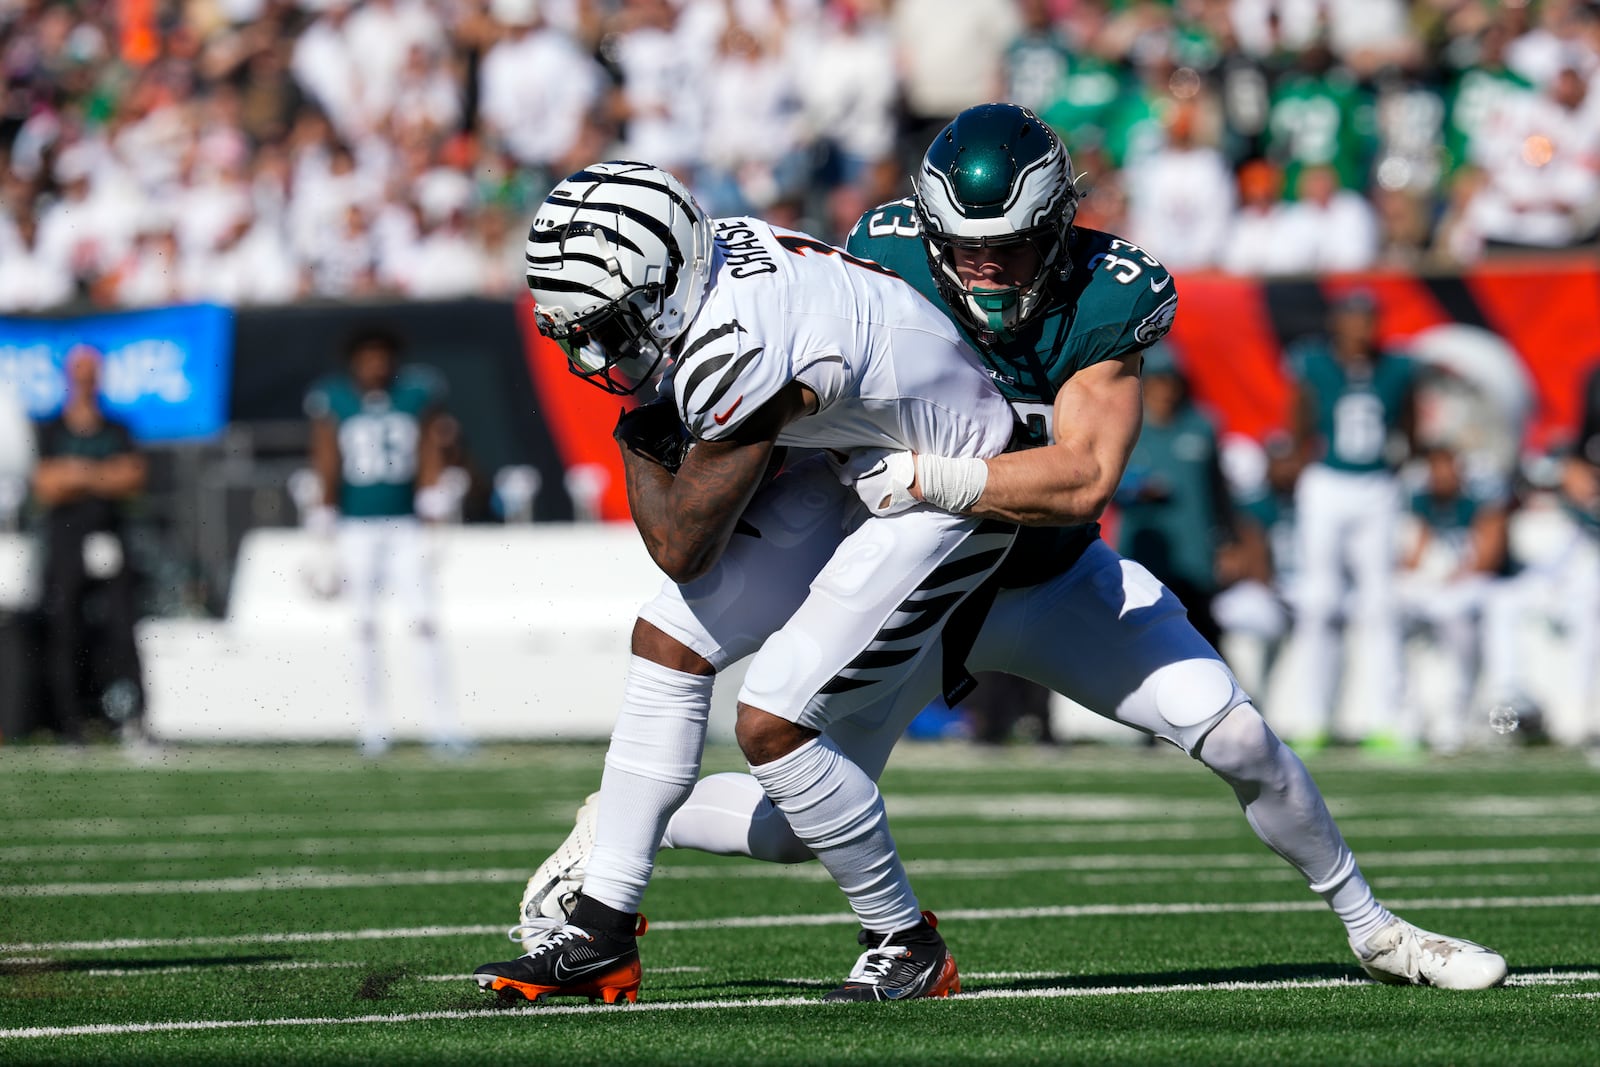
[913,104,1079,343]
[525,161,715,395]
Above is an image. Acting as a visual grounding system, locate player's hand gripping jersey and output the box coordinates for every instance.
[671,217,1015,465]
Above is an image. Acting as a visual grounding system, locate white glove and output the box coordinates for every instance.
[305,504,339,539]
[843,449,920,516]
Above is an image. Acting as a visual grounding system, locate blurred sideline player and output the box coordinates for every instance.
[31,346,150,745]
[503,108,1505,999]
[1286,290,1418,752]
[1213,434,1301,701]
[1557,361,1600,762]
[303,327,468,757]
[1395,445,1509,752]
[473,160,1019,1005]
[1112,344,1237,649]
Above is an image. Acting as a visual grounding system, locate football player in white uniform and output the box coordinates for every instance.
[498,109,1507,1001]
[474,162,1017,1005]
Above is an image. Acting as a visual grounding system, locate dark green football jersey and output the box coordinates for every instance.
[1410,490,1478,533]
[847,200,1178,584]
[1117,406,1229,592]
[1289,343,1414,474]
[303,365,446,518]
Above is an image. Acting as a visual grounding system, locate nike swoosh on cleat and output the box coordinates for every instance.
[552,954,630,983]
[1149,275,1171,293]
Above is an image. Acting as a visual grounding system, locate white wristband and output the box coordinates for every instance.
[915,454,988,513]
[415,483,453,522]
[305,505,339,537]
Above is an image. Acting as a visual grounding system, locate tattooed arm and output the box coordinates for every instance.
[621,381,814,583]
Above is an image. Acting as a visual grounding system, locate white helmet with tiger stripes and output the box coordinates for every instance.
[525,161,715,394]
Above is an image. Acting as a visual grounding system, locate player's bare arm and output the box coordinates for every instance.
[943,352,1143,526]
[1288,381,1318,474]
[415,411,448,490]
[308,416,340,508]
[623,381,815,583]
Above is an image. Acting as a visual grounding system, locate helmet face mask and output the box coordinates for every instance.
[537,286,669,395]
[526,162,714,395]
[914,104,1078,342]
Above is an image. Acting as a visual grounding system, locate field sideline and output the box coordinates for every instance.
[2,741,1597,1066]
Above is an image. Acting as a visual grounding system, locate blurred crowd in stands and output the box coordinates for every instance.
[3,0,1600,315]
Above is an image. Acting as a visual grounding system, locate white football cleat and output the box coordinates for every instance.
[509,791,600,954]
[1352,919,1507,990]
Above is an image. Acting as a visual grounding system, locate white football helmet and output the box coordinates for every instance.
[525,161,715,394]
[914,104,1078,343]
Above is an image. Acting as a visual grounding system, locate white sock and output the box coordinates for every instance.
[1198,705,1393,948]
[413,625,463,746]
[1312,853,1396,952]
[355,623,388,748]
[662,771,811,863]
[748,734,922,933]
[581,656,714,914]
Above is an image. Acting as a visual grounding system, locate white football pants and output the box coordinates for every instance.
[1290,463,1403,740]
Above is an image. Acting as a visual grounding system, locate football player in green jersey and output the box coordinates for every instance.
[303,327,470,758]
[1396,446,1511,753]
[514,105,1506,992]
[828,104,1498,986]
[1285,289,1418,754]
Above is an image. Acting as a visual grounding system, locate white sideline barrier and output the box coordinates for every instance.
[141,525,752,742]
[142,508,1595,746]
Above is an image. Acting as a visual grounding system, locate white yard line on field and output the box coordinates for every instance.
[0,834,555,865]
[82,961,365,978]
[10,813,1599,869]
[9,971,1599,1041]
[7,846,1598,898]
[0,977,1385,1040]
[5,894,1600,955]
[1507,971,1600,985]
[416,965,707,983]
[1,810,526,839]
[8,792,1596,842]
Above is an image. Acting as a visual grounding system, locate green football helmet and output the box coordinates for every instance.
[914,103,1078,342]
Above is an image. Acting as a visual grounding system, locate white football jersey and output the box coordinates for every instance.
[670,218,1014,462]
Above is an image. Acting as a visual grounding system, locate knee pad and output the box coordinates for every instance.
[1194,704,1278,780]
[1150,658,1246,753]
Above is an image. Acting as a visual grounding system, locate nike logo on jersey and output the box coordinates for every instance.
[1149,274,1171,293]
[552,953,630,983]
[712,395,745,425]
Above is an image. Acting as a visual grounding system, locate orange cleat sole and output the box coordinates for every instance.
[484,960,642,1006]
[927,953,961,998]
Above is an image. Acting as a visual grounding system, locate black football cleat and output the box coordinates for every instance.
[822,911,960,1002]
[475,895,646,1005]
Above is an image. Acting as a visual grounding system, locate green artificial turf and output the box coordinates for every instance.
[2,741,1596,1066]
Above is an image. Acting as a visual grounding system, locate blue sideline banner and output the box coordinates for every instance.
[0,304,234,442]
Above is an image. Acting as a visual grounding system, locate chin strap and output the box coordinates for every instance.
[969,288,1020,341]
